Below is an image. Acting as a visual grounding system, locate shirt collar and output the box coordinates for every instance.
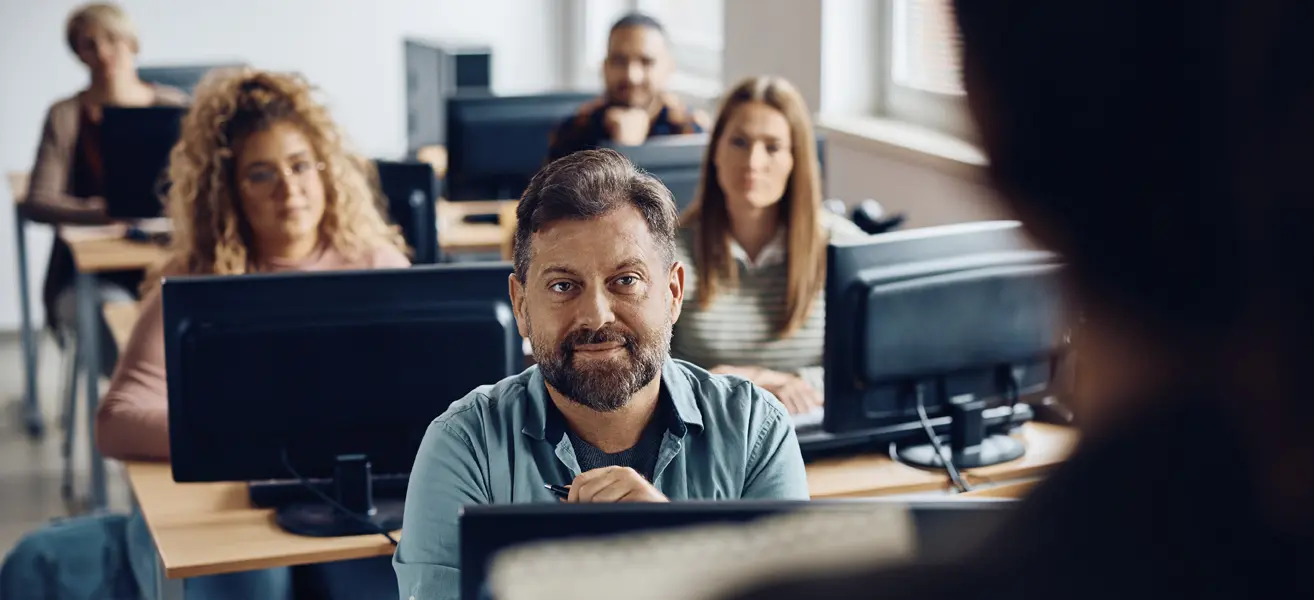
[520,359,704,441]
[728,228,787,269]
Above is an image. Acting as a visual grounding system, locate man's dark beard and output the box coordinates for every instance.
[530,323,669,412]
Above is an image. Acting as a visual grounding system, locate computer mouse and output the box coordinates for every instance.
[123,227,151,243]
[1030,396,1076,426]
[462,212,501,225]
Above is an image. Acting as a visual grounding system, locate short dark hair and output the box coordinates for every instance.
[513,149,679,282]
[610,12,665,38]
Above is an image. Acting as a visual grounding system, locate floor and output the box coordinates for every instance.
[0,331,133,557]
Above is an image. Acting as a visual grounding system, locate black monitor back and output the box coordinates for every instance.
[614,133,828,215]
[444,92,596,200]
[163,264,520,483]
[460,499,1013,600]
[139,63,244,94]
[819,221,1065,442]
[101,106,188,219]
[375,160,440,264]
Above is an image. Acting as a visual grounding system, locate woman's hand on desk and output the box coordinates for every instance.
[710,366,824,415]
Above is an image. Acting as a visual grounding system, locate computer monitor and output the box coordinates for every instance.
[803,221,1068,463]
[444,91,596,200]
[404,39,493,151]
[611,133,828,214]
[459,499,1013,600]
[138,63,244,94]
[163,263,520,537]
[100,106,188,220]
[375,160,441,264]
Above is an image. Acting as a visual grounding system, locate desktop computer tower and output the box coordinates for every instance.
[405,39,493,153]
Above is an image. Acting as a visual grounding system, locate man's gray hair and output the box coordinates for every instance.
[513,149,679,281]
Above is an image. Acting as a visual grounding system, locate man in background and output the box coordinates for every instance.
[547,13,708,162]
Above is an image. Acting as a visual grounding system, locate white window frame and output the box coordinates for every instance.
[561,0,723,107]
[633,0,724,91]
[875,0,973,140]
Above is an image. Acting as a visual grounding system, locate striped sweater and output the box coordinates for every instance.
[670,212,868,391]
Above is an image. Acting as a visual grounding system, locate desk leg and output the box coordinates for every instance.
[75,271,106,511]
[14,206,42,438]
[156,555,186,600]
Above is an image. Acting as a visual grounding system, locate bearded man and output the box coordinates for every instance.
[394,149,808,600]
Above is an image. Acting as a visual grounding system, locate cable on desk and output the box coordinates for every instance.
[279,450,399,546]
[998,366,1020,414]
[915,383,971,493]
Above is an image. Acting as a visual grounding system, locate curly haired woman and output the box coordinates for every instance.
[97,68,410,462]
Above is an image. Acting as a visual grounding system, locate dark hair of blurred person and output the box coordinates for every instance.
[723,1,1314,599]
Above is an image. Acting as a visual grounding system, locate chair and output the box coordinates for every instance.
[8,171,43,438]
[53,325,86,513]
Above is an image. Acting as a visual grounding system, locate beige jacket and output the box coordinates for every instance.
[24,85,188,332]
[21,84,189,224]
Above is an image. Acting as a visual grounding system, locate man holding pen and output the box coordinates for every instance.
[394,149,809,600]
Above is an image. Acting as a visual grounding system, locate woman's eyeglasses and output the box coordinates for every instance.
[239,160,325,197]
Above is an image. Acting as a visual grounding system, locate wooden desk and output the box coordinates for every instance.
[127,462,398,579]
[61,223,172,273]
[103,301,139,351]
[437,199,516,257]
[806,422,1076,498]
[7,171,28,200]
[129,422,1073,581]
[61,223,172,511]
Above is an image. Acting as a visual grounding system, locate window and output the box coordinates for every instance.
[635,0,724,89]
[567,0,724,102]
[881,0,971,137]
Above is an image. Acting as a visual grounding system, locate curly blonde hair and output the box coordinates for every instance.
[147,67,406,288]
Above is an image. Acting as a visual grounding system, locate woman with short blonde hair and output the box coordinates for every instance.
[24,2,187,375]
[64,2,139,55]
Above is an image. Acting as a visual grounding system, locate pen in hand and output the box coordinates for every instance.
[544,483,570,500]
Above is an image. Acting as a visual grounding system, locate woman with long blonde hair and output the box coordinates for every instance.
[671,76,865,415]
[99,67,409,462]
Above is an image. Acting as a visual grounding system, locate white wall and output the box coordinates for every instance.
[721,0,1010,227]
[826,142,1008,228]
[0,0,560,331]
[722,0,823,109]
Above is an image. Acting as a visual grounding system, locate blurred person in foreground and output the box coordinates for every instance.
[725,1,1314,598]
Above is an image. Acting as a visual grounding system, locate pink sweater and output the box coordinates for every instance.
[96,245,411,461]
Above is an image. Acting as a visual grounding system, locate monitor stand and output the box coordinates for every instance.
[896,395,1025,470]
[274,454,404,538]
